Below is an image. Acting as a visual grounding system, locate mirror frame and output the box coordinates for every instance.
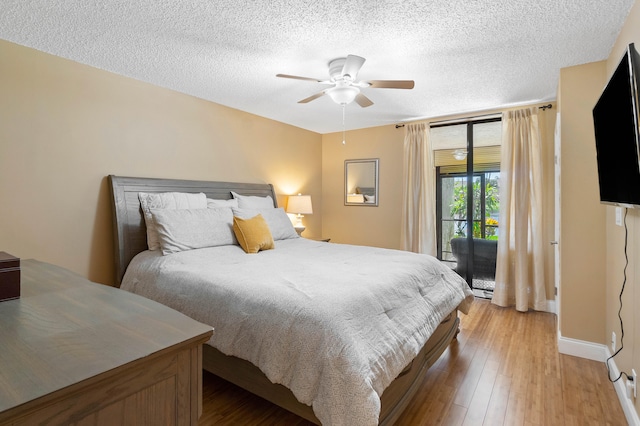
[344,158,379,206]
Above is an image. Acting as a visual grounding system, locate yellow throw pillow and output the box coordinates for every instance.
[232,214,275,254]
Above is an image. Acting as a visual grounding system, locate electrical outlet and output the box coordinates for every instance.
[612,331,617,352]
[628,370,638,399]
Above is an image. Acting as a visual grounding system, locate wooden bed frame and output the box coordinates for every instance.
[108,175,460,425]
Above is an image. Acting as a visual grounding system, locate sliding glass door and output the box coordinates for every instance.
[432,119,501,297]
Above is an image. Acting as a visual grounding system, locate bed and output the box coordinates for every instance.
[108,175,474,425]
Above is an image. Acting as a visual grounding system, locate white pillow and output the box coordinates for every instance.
[207,198,239,208]
[232,207,299,241]
[364,195,376,203]
[138,192,207,251]
[231,191,275,209]
[151,207,236,255]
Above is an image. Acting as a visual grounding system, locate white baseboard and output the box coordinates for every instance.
[604,347,640,426]
[545,299,556,314]
[557,333,607,362]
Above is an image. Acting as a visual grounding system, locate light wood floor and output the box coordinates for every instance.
[199,299,627,425]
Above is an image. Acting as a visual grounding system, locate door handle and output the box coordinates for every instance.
[550,241,558,245]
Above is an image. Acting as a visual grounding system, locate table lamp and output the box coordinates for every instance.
[286,194,313,235]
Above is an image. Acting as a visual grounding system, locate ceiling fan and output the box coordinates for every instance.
[276,54,415,108]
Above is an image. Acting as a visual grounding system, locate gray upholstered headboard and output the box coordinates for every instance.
[108,175,277,287]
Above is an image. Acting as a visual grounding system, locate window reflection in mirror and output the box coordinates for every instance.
[345,159,379,206]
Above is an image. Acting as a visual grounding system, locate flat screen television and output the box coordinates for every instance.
[592,42,640,208]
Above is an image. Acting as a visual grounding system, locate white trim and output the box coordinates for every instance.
[557,333,607,362]
[545,299,556,314]
[605,347,640,426]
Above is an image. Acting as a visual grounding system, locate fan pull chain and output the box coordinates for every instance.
[342,104,346,145]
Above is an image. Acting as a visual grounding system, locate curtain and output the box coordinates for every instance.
[401,123,437,256]
[492,107,546,312]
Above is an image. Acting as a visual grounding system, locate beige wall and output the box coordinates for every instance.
[557,0,640,416]
[557,61,608,343]
[322,105,557,303]
[603,0,640,415]
[0,39,322,286]
[322,125,404,248]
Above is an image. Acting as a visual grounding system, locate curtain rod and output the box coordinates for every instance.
[396,112,500,128]
[395,103,554,128]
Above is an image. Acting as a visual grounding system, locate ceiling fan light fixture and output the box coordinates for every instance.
[453,149,468,161]
[277,54,414,108]
[327,85,360,105]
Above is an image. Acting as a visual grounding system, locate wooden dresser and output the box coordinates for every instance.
[0,260,213,425]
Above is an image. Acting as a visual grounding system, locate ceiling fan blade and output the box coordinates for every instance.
[298,90,328,104]
[355,93,374,108]
[341,55,366,80]
[368,80,415,89]
[276,74,324,83]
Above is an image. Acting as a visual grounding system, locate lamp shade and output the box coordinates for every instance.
[286,194,313,215]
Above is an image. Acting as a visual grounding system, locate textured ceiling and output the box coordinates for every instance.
[1,0,634,133]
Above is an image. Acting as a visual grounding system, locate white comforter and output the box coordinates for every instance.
[121,238,474,425]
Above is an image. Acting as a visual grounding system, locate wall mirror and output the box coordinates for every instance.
[345,158,379,206]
